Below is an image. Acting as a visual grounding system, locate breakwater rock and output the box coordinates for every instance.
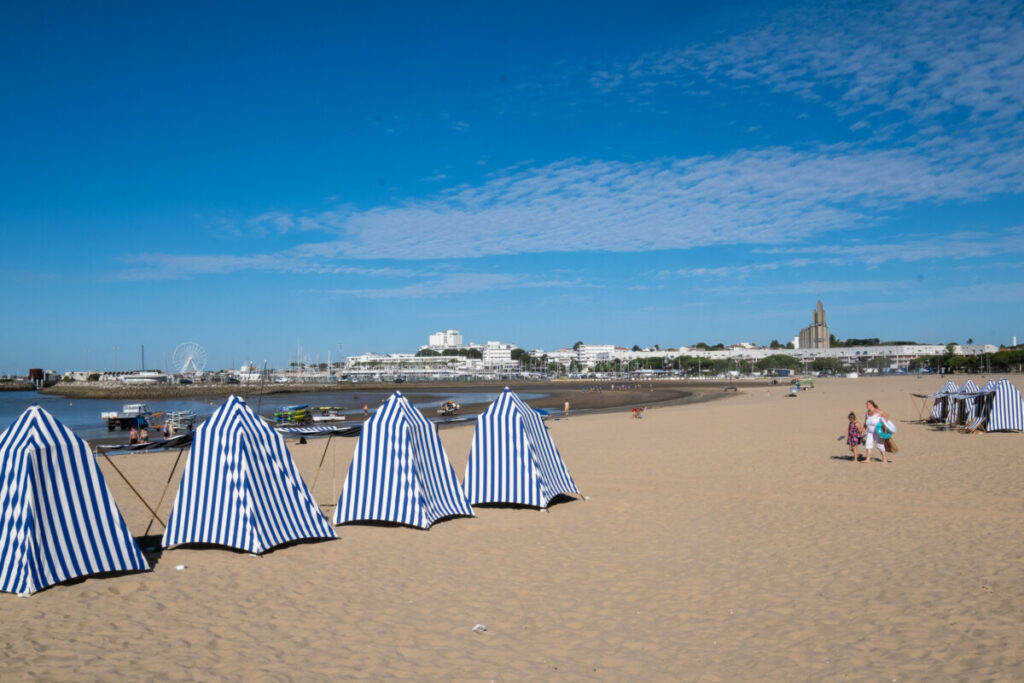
[0,381,35,392]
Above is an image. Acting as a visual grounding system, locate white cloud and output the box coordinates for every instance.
[117,139,1024,279]
[620,0,1024,127]
[111,250,418,281]
[241,143,1018,260]
[324,272,581,299]
[756,231,1024,265]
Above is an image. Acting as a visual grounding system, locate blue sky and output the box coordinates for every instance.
[2,0,1022,372]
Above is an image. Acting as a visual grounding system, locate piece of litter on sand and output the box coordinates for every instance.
[175,564,187,571]
[472,624,487,634]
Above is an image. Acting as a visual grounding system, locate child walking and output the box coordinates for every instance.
[845,411,864,462]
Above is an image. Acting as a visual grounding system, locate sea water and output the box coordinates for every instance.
[0,389,543,443]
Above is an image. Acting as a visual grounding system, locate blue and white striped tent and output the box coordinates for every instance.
[333,392,473,529]
[929,378,958,421]
[986,378,1024,432]
[163,395,336,554]
[930,380,959,421]
[950,380,981,426]
[464,388,580,508]
[0,406,147,596]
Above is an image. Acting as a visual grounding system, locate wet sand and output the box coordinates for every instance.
[3,375,1022,680]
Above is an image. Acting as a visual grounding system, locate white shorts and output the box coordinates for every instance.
[865,433,886,451]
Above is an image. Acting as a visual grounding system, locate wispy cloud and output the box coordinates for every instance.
[210,144,1016,262]
[756,231,1024,265]
[605,0,1024,127]
[661,263,782,279]
[323,272,581,299]
[111,250,416,281]
[108,0,1024,284]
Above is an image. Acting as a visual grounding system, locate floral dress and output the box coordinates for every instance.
[847,421,862,446]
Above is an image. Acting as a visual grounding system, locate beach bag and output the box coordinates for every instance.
[887,437,899,453]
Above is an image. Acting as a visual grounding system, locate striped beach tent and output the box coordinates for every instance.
[0,406,147,596]
[464,388,580,508]
[333,392,472,529]
[929,380,959,421]
[163,395,335,554]
[985,379,1024,432]
[947,380,980,426]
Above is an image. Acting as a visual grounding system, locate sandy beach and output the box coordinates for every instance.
[3,375,1022,680]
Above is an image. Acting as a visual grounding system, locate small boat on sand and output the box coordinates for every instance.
[274,404,310,423]
[312,406,346,423]
[437,400,460,417]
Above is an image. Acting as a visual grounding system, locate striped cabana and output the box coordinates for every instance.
[949,380,981,426]
[162,395,336,554]
[0,406,148,596]
[929,380,959,421]
[986,379,1024,432]
[333,392,472,529]
[464,388,580,508]
[924,380,958,421]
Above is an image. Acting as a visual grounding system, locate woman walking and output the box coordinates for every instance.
[864,400,894,463]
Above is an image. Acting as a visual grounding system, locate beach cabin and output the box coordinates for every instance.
[949,380,981,427]
[985,379,1024,432]
[0,406,148,596]
[464,388,580,508]
[333,391,472,529]
[929,380,959,421]
[162,395,336,554]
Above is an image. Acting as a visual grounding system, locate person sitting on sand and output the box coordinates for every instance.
[845,411,864,462]
[864,400,893,464]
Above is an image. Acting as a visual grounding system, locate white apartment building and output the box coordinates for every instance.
[428,329,463,349]
[576,344,616,367]
[535,348,578,368]
[482,341,514,367]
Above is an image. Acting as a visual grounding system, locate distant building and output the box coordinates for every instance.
[577,344,616,368]
[29,369,59,388]
[482,341,514,367]
[798,300,830,350]
[428,329,463,349]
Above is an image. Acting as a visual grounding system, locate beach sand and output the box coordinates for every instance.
[3,376,1022,680]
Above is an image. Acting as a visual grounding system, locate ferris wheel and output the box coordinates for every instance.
[172,342,208,375]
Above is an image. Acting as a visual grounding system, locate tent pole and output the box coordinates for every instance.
[309,434,333,496]
[143,445,185,536]
[100,453,165,529]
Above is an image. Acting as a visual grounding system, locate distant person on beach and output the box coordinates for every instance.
[864,400,893,463]
[363,403,369,417]
[129,425,139,444]
[845,411,864,462]
[140,426,149,443]
[564,400,570,416]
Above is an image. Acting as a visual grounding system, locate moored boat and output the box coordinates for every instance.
[274,404,310,423]
[311,406,346,422]
[437,400,460,417]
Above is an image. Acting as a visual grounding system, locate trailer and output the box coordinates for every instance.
[101,403,153,431]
